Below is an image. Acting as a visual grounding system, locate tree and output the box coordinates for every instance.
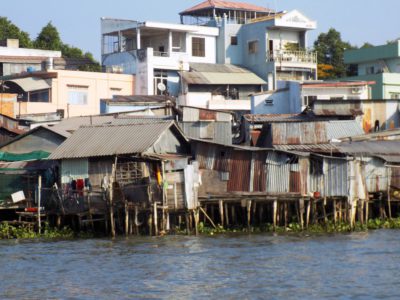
[34,22,62,51]
[361,42,374,48]
[0,17,32,48]
[313,28,356,79]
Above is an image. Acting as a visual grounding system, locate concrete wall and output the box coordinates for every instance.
[15,70,134,117]
[251,89,291,114]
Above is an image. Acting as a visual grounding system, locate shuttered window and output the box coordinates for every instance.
[192,37,205,57]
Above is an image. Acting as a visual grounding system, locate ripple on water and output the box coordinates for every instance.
[0,230,400,299]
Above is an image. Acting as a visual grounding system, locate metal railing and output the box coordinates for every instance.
[267,50,317,64]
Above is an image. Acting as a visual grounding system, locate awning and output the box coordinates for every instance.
[181,63,267,85]
[6,77,51,92]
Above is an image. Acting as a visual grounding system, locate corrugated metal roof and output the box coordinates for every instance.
[48,115,116,135]
[270,120,363,145]
[244,113,319,123]
[111,117,173,125]
[335,141,400,156]
[49,121,177,159]
[312,101,363,116]
[7,77,51,92]
[107,95,175,103]
[182,63,266,85]
[181,0,273,14]
[274,144,336,153]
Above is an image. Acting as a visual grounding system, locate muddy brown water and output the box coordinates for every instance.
[1,230,399,299]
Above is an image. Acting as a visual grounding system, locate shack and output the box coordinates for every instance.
[48,120,198,235]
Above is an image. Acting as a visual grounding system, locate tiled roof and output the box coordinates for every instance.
[181,0,273,14]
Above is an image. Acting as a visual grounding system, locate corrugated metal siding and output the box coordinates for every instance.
[391,167,400,189]
[182,107,200,122]
[227,151,251,192]
[324,158,348,197]
[181,121,232,145]
[252,152,267,192]
[362,157,388,193]
[309,158,324,196]
[266,152,290,194]
[61,159,89,184]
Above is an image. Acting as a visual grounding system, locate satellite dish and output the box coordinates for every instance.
[157,82,166,92]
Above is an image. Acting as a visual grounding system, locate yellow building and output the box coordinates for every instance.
[1,70,134,118]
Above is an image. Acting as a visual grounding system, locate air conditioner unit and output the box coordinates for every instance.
[351,87,361,94]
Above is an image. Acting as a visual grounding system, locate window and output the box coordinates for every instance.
[29,89,50,103]
[248,40,258,54]
[366,66,375,75]
[67,85,88,105]
[390,93,400,99]
[264,99,273,105]
[231,36,238,46]
[192,37,205,57]
[303,95,317,106]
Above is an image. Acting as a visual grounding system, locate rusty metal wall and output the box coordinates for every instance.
[252,152,267,192]
[227,151,251,192]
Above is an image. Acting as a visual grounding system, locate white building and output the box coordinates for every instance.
[101,19,219,96]
[251,80,373,115]
[101,0,318,110]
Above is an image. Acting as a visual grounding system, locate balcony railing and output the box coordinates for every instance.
[267,50,317,64]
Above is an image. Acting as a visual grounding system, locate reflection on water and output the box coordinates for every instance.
[1,231,400,299]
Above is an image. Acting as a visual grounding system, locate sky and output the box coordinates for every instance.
[2,0,399,61]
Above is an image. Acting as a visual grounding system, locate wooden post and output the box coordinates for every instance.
[306,199,311,228]
[153,202,158,236]
[194,209,199,236]
[365,199,369,224]
[299,199,304,230]
[388,190,392,220]
[252,201,257,226]
[37,175,42,233]
[109,164,116,238]
[219,200,224,227]
[125,200,129,236]
[134,206,140,235]
[199,206,217,229]
[224,202,230,227]
[322,197,328,224]
[185,212,190,235]
[284,202,288,229]
[231,205,236,226]
[333,199,337,225]
[273,199,277,230]
[247,200,252,230]
[87,192,94,230]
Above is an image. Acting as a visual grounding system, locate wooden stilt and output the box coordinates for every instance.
[247,200,252,230]
[299,199,304,230]
[322,197,328,224]
[284,202,288,229]
[194,209,199,236]
[365,199,369,224]
[388,191,392,220]
[273,200,277,230]
[224,203,230,227]
[333,199,337,225]
[219,200,224,227]
[252,201,257,226]
[185,213,190,235]
[153,202,158,236]
[199,206,217,229]
[259,204,264,226]
[306,200,311,228]
[231,205,236,225]
[125,200,129,236]
[148,212,153,236]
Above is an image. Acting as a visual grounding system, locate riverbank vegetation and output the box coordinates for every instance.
[2,218,400,239]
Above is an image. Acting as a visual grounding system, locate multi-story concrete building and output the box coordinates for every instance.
[344,41,400,99]
[101,0,318,109]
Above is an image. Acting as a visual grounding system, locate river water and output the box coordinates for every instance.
[0,230,399,299]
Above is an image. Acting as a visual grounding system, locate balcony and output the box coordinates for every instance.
[267,50,317,65]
